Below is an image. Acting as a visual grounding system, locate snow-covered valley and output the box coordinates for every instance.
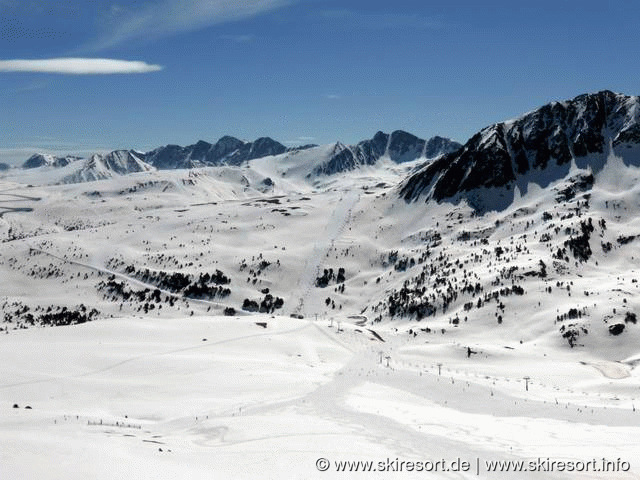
[2,91,640,478]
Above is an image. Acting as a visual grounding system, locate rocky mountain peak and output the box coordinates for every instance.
[400,91,640,209]
[22,153,81,169]
[311,131,461,177]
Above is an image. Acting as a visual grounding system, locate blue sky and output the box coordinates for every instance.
[1,0,640,164]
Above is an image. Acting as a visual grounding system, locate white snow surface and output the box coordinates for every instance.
[1,150,640,479]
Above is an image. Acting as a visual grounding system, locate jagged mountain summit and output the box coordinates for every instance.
[401,90,640,209]
[22,153,82,169]
[16,131,459,185]
[145,136,290,169]
[141,131,460,175]
[311,131,461,176]
[62,150,154,184]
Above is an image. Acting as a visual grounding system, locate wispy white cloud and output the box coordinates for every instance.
[89,0,292,51]
[325,94,341,100]
[0,58,163,74]
[319,10,445,30]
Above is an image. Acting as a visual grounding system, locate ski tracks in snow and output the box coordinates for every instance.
[293,190,360,316]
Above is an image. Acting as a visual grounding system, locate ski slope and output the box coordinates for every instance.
[1,314,638,479]
[1,146,640,479]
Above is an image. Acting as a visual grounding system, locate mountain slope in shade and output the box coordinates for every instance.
[401,90,640,210]
[61,150,154,183]
[22,153,82,169]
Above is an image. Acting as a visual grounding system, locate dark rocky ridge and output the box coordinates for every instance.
[145,136,290,169]
[401,91,640,208]
[145,131,460,175]
[22,154,82,169]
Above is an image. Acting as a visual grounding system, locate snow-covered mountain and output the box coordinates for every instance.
[3,91,640,479]
[17,131,459,186]
[311,131,461,176]
[401,90,640,209]
[138,131,459,175]
[61,150,154,184]
[145,136,290,169]
[22,153,82,169]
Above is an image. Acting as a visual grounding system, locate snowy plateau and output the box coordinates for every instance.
[1,91,640,479]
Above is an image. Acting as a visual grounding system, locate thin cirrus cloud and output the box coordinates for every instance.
[88,0,292,51]
[0,58,163,75]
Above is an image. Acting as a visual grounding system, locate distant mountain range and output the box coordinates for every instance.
[18,131,461,182]
[144,136,298,169]
[311,131,461,176]
[17,90,640,202]
[19,137,300,171]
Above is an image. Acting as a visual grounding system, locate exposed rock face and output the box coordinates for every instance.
[145,136,287,169]
[208,136,245,162]
[401,91,640,204]
[387,131,425,163]
[312,131,461,176]
[145,145,195,170]
[312,143,361,176]
[23,155,51,169]
[22,154,81,169]
[242,137,288,162]
[357,131,390,163]
[424,135,462,159]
